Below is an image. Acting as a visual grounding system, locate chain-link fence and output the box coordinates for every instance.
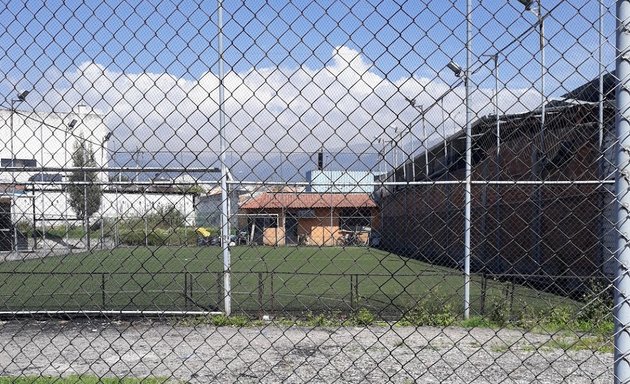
[0,0,626,382]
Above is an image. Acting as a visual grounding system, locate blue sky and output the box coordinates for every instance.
[0,0,618,178]
[0,0,614,93]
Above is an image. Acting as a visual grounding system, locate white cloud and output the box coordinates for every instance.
[21,46,542,159]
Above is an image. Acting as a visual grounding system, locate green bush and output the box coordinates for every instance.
[146,205,185,229]
[301,311,342,327]
[118,227,197,246]
[488,299,511,327]
[351,308,375,326]
[401,295,456,327]
[576,279,614,334]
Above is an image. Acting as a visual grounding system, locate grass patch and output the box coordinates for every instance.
[175,314,250,327]
[490,344,512,353]
[535,334,613,353]
[461,316,497,329]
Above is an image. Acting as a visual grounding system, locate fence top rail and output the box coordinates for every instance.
[0,270,608,280]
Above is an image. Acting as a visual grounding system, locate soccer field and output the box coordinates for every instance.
[0,246,574,317]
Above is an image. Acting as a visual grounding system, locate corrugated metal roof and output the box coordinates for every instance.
[240,192,377,210]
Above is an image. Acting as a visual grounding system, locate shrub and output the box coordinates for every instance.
[145,205,185,229]
[488,299,511,327]
[577,279,613,334]
[352,308,375,326]
[401,295,456,327]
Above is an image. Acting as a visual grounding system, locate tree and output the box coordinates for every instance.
[67,136,102,248]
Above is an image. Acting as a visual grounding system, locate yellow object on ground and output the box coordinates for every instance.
[196,227,211,238]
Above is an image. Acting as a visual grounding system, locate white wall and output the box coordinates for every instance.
[0,107,109,183]
[12,189,196,227]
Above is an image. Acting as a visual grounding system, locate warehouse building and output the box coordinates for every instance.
[378,75,616,295]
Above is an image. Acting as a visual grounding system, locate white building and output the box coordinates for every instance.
[0,106,199,235]
[12,188,196,228]
[0,106,109,183]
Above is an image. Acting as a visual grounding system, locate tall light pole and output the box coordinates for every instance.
[406,99,431,178]
[598,0,606,149]
[9,91,29,167]
[480,54,500,154]
[615,0,630,379]
[481,53,500,268]
[101,132,112,179]
[395,125,404,180]
[516,0,545,149]
[464,0,472,321]
[100,132,112,249]
[65,119,77,169]
[65,119,77,253]
[448,52,471,322]
[218,0,231,316]
[375,136,385,176]
[515,0,546,271]
[384,125,403,183]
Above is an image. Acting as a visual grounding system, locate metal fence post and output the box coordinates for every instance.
[615,1,630,381]
[218,0,232,317]
[258,272,264,318]
[101,273,106,308]
[463,0,472,320]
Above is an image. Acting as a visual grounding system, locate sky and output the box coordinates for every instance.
[0,0,617,180]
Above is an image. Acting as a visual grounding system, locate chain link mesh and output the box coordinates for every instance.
[0,0,622,382]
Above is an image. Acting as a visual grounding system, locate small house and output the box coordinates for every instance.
[240,192,378,246]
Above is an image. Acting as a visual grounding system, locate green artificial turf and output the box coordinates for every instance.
[0,246,575,317]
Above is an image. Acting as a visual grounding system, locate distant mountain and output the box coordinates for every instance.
[109,141,389,183]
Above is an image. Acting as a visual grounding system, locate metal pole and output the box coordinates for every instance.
[10,102,16,250]
[41,123,46,247]
[183,194,188,246]
[494,54,502,276]
[522,1,546,274]
[218,0,232,316]
[539,0,545,151]
[494,54,500,154]
[598,0,606,149]
[615,1,630,381]
[84,171,89,249]
[535,0,546,272]
[65,128,69,251]
[330,176,334,245]
[116,143,121,246]
[463,0,472,320]
[422,107,429,177]
[10,100,14,167]
[442,99,447,158]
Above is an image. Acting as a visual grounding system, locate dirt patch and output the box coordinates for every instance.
[0,319,612,383]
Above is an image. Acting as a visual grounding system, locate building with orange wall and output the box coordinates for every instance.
[240,192,378,246]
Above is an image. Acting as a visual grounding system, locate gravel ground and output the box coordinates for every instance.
[0,319,612,383]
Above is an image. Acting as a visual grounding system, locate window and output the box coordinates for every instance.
[1,158,37,167]
[339,208,372,231]
[28,173,63,182]
[253,216,278,229]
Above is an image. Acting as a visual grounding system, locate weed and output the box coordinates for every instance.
[487,299,510,326]
[400,295,457,327]
[351,308,376,326]
[490,344,511,353]
[538,335,612,353]
[174,314,250,327]
[461,316,496,329]
[304,312,342,327]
